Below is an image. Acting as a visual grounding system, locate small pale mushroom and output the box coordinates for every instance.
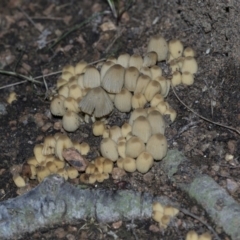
[79,87,113,118]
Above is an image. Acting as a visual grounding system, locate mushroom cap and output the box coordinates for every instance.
[83,66,101,88]
[143,51,158,67]
[146,133,167,160]
[100,138,118,161]
[136,151,154,173]
[125,136,145,158]
[144,80,161,101]
[114,88,132,112]
[117,53,130,68]
[62,110,81,132]
[129,53,143,70]
[102,64,125,93]
[186,230,199,240]
[147,35,168,61]
[132,116,152,143]
[147,110,166,135]
[124,66,139,92]
[79,87,113,118]
[134,74,151,94]
[168,39,184,59]
[150,65,162,80]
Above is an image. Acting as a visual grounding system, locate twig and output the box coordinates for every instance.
[180,208,221,240]
[171,86,240,135]
[104,28,124,53]
[0,80,27,90]
[0,70,42,89]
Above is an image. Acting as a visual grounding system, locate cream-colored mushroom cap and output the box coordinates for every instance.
[154,76,170,97]
[109,125,122,143]
[181,71,194,85]
[164,206,179,217]
[79,87,113,118]
[63,97,79,113]
[117,141,126,158]
[168,39,184,59]
[50,95,65,116]
[83,66,101,88]
[132,116,151,143]
[186,230,199,240]
[147,35,168,61]
[100,61,115,80]
[129,53,143,70]
[134,74,151,94]
[123,157,136,172]
[181,57,198,74]
[129,108,147,125]
[136,151,154,173]
[100,138,118,161]
[152,210,164,223]
[152,202,164,212]
[147,110,166,135]
[42,136,56,155]
[103,159,114,174]
[34,144,45,164]
[57,78,68,89]
[58,85,69,98]
[144,80,161,101]
[68,84,82,99]
[198,232,212,240]
[114,88,132,112]
[150,65,162,80]
[121,122,132,137]
[67,166,79,179]
[102,64,125,93]
[62,64,75,75]
[171,71,182,86]
[117,53,130,68]
[146,134,168,161]
[92,121,105,136]
[143,51,158,67]
[61,71,74,82]
[131,93,147,109]
[13,174,26,188]
[79,142,90,155]
[125,136,145,158]
[75,60,87,75]
[124,66,139,92]
[183,47,196,57]
[140,67,152,78]
[164,107,177,122]
[62,110,81,132]
[150,93,164,107]
[57,168,68,180]
[36,167,51,182]
[55,134,73,161]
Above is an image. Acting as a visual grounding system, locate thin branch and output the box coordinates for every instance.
[0,80,27,90]
[180,208,221,240]
[171,85,240,135]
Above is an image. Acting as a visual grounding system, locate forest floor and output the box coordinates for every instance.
[0,0,239,239]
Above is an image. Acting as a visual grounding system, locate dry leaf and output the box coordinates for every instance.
[62,148,89,172]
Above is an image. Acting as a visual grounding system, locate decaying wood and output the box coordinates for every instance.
[162,149,240,240]
[0,174,174,239]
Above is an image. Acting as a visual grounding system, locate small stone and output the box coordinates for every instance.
[111,167,126,180]
[226,179,239,193]
[112,220,122,229]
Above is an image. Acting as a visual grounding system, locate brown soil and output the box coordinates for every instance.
[0,0,239,239]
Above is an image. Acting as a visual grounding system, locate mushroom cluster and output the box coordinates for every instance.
[50,35,197,133]
[186,230,212,240]
[13,133,90,187]
[152,202,179,229]
[14,35,198,186]
[166,39,198,86]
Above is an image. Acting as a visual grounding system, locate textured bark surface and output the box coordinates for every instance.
[163,150,240,240]
[0,175,174,239]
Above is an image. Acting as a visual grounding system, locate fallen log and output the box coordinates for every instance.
[0,174,174,239]
[162,149,240,240]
